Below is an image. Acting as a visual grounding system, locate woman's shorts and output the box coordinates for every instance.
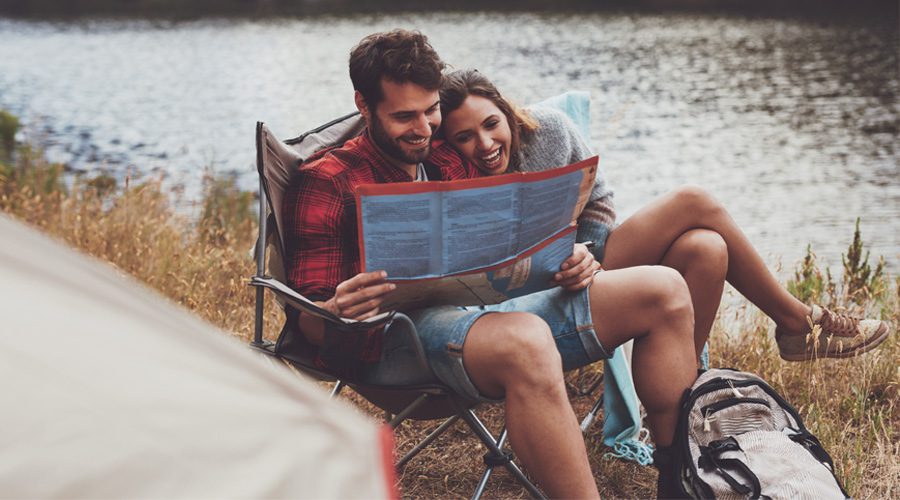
[406,284,611,403]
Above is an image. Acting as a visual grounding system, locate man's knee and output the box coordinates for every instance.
[464,312,562,392]
[648,266,694,325]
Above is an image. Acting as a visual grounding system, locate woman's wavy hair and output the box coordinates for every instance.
[439,69,538,170]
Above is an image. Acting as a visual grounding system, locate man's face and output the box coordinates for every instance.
[364,79,441,168]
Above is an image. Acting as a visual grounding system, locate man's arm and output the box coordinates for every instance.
[297,271,395,344]
[283,167,394,345]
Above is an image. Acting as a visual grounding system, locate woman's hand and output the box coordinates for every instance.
[553,243,602,291]
[323,270,396,321]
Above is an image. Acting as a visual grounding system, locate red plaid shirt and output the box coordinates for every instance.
[282,131,476,372]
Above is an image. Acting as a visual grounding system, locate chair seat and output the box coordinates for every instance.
[254,335,472,420]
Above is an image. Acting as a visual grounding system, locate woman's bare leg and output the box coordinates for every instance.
[602,186,812,338]
[658,229,728,359]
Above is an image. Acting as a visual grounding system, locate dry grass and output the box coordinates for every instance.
[710,294,899,499]
[0,146,278,340]
[2,145,897,499]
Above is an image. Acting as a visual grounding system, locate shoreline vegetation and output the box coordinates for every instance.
[0,0,896,20]
[2,109,897,497]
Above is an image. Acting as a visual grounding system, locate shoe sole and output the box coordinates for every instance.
[779,323,891,362]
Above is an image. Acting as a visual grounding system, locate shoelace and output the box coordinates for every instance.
[819,309,860,337]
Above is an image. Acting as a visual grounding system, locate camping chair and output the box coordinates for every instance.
[249,114,612,499]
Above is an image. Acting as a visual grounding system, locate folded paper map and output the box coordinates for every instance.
[355,156,599,310]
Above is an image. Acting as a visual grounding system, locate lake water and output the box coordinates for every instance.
[0,12,897,275]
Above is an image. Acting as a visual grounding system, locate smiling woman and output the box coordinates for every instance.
[440,69,608,257]
[439,68,892,365]
[442,90,515,175]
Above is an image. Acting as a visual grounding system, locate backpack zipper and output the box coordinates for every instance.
[701,397,770,418]
[726,379,743,398]
[700,397,770,433]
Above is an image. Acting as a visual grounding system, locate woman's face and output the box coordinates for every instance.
[443,95,512,175]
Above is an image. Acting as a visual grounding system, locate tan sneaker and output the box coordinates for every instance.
[776,305,891,361]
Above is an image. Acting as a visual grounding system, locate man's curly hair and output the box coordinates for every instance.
[349,29,446,110]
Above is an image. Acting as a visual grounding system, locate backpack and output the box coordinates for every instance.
[673,368,850,499]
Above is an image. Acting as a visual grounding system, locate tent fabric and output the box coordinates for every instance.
[0,214,392,499]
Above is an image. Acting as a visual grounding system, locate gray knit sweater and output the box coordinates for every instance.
[514,106,616,261]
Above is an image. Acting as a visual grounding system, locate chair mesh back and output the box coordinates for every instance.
[257,123,302,262]
[256,114,365,281]
[285,112,366,155]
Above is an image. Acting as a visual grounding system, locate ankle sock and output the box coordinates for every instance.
[810,304,824,323]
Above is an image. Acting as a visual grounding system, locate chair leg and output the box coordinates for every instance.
[396,415,460,469]
[330,380,344,398]
[388,393,431,429]
[580,392,605,434]
[451,401,547,500]
[472,426,509,500]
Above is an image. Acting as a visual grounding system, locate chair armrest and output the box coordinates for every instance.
[380,312,430,375]
[250,275,393,331]
[250,276,430,374]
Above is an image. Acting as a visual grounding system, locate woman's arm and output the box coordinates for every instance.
[521,106,617,262]
[554,109,617,262]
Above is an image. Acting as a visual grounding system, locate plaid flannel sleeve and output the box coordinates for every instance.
[284,168,347,301]
[282,167,382,372]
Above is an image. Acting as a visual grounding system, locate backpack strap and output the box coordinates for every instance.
[788,430,851,499]
[699,438,763,499]
[788,430,834,471]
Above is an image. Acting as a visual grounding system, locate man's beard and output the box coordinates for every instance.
[369,112,434,166]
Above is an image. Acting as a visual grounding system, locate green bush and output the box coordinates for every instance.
[0,144,67,200]
[0,109,21,161]
[787,244,833,305]
[842,217,886,303]
[84,173,118,198]
[198,173,255,245]
[787,218,889,309]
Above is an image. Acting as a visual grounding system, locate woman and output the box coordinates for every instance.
[439,68,890,363]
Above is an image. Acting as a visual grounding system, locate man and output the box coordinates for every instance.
[282,29,696,498]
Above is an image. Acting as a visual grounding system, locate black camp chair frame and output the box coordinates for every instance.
[248,114,604,500]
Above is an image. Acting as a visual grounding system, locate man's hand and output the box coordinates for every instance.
[552,243,602,292]
[323,270,396,321]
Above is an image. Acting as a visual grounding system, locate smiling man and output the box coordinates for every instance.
[360,78,438,174]
[282,29,698,499]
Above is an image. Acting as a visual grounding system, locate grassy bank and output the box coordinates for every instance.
[1,113,897,498]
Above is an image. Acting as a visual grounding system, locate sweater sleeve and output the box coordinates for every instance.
[553,110,617,262]
[520,107,617,262]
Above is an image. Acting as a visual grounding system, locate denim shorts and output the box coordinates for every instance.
[406,283,611,403]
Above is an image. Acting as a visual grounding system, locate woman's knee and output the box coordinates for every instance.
[671,229,729,278]
[672,185,724,220]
